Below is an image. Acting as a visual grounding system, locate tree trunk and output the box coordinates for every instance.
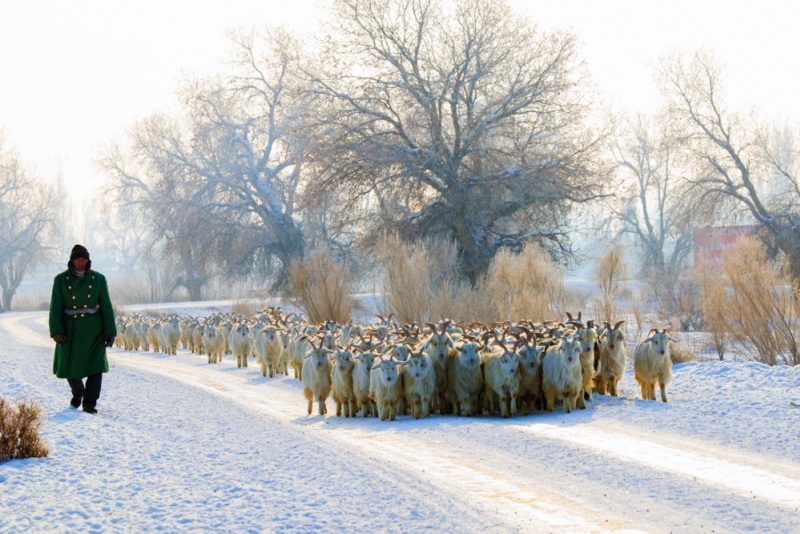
[271,217,305,293]
[2,287,14,312]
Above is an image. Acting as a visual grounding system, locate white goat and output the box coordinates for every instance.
[145,321,159,352]
[634,328,677,402]
[445,339,484,416]
[595,321,627,397]
[422,322,456,414]
[515,333,545,414]
[203,325,225,364]
[352,350,378,417]
[574,321,599,408]
[331,348,357,417]
[401,348,436,419]
[541,336,583,413]
[229,322,254,368]
[369,356,404,421]
[159,316,181,355]
[483,345,521,418]
[302,338,333,416]
[254,325,283,378]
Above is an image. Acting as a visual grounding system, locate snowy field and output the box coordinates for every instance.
[1,305,800,533]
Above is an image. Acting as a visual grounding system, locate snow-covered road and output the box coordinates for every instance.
[2,309,799,533]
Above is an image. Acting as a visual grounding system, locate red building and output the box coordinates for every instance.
[693,225,759,267]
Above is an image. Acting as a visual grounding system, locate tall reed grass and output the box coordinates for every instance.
[289,250,353,324]
[378,237,567,324]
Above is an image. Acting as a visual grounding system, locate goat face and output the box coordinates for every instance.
[405,354,431,379]
[457,342,483,369]
[645,332,670,356]
[372,359,400,385]
[334,350,354,373]
[498,351,520,378]
[560,339,582,365]
[607,329,625,350]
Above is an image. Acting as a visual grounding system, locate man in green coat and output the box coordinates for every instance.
[49,244,117,414]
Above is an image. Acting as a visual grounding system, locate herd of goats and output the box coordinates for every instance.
[115,308,680,420]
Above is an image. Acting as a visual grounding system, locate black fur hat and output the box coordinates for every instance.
[70,244,90,261]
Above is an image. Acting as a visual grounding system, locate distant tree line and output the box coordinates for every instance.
[3,0,798,310]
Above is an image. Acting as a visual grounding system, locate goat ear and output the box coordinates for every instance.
[643,336,654,343]
[668,336,679,343]
[613,320,626,331]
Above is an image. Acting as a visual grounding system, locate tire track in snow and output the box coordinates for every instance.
[513,423,800,509]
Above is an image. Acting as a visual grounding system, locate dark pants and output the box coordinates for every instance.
[67,373,103,409]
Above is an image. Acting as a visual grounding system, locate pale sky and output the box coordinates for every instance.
[1,0,799,200]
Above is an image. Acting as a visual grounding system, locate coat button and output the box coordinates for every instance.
[68,286,72,289]
[72,296,76,300]
[87,294,91,298]
[73,306,77,309]
[89,285,92,289]
[81,314,85,318]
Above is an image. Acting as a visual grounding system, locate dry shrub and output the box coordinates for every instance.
[701,237,799,366]
[698,267,728,360]
[482,244,566,322]
[595,247,626,322]
[378,235,435,324]
[626,290,646,346]
[0,398,49,462]
[654,272,705,332]
[669,342,696,363]
[289,250,353,324]
[378,237,566,324]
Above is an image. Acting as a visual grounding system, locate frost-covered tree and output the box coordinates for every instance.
[103,28,315,293]
[101,116,216,301]
[172,28,313,290]
[0,134,56,311]
[310,0,610,282]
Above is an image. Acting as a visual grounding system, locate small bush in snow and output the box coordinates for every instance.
[0,398,49,463]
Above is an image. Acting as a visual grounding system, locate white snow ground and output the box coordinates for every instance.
[1,307,799,533]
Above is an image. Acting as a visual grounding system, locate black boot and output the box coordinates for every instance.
[82,373,103,414]
[67,378,85,409]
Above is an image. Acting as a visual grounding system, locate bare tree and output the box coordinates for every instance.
[171,28,314,291]
[101,117,216,301]
[658,51,800,281]
[310,0,610,283]
[0,134,56,311]
[612,114,712,279]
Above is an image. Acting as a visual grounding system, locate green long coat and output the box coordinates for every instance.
[49,269,117,379]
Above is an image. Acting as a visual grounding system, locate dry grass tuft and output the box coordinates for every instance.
[289,250,353,324]
[700,237,799,366]
[669,342,696,364]
[595,247,626,323]
[0,398,49,462]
